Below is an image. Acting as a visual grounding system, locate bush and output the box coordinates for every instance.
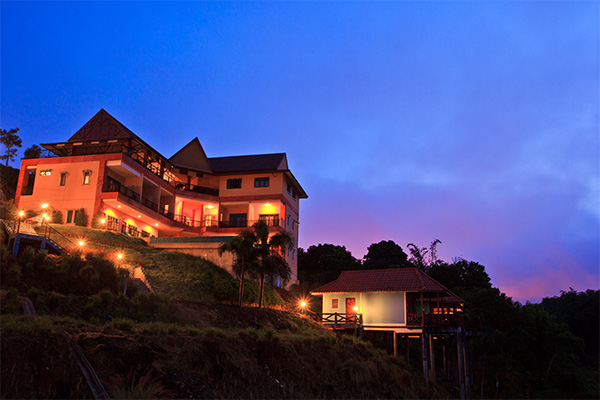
[74,208,89,227]
[51,210,64,224]
[91,211,104,228]
[0,199,17,220]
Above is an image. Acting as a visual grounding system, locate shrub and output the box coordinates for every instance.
[91,211,104,228]
[74,208,89,227]
[51,210,64,224]
[0,199,17,220]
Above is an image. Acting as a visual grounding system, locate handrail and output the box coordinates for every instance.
[316,312,363,327]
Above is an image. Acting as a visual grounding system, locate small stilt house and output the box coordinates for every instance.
[310,267,464,332]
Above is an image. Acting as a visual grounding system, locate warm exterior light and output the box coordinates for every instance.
[265,203,271,207]
[117,205,121,208]
[100,218,106,224]
[42,213,48,218]
[78,240,84,246]
[353,306,359,312]
[45,216,50,221]
[155,223,159,226]
[138,215,141,218]
[207,205,214,209]
[117,253,123,260]
[300,301,306,308]
[18,210,24,217]
[41,203,49,209]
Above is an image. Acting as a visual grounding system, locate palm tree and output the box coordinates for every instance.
[218,229,258,307]
[252,220,294,309]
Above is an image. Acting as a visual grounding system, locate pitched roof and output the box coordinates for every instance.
[169,137,213,173]
[68,109,139,142]
[208,153,288,173]
[311,268,457,296]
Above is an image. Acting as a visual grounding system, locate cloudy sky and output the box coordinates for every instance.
[2,1,598,303]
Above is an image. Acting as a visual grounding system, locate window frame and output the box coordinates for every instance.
[254,177,270,188]
[226,178,242,189]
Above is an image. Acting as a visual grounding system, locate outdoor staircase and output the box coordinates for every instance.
[3,220,67,256]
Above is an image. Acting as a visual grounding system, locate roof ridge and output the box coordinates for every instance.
[414,268,426,290]
[208,152,286,160]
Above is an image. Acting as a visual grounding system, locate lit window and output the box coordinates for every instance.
[332,298,339,309]
[59,172,67,186]
[254,177,269,187]
[40,170,52,176]
[83,170,92,185]
[226,178,242,189]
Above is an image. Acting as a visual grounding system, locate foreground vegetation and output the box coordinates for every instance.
[0,227,444,399]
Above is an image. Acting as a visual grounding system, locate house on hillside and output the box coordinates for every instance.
[13,109,307,284]
[310,268,464,332]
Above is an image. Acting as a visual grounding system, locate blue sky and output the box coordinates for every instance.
[2,1,598,302]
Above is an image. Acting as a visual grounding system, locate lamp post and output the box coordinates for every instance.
[16,210,24,233]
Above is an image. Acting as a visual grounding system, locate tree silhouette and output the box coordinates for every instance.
[363,240,409,269]
[218,229,259,306]
[23,144,42,159]
[0,128,22,166]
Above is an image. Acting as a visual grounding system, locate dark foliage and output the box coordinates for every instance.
[542,289,600,364]
[298,244,361,287]
[363,240,410,269]
[23,144,42,159]
[0,164,19,201]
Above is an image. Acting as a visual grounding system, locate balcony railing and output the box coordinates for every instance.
[102,182,141,202]
[316,313,363,328]
[407,313,465,327]
[175,183,219,197]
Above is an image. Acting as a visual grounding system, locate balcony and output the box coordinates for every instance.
[406,313,465,328]
[175,183,219,197]
[102,182,140,203]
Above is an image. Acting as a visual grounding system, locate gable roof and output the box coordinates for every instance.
[68,109,139,142]
[169,137,213,173]
[208,153,288,173]
[311,268,460,298]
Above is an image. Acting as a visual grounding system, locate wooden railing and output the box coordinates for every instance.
[316,313,363,328]
[407,313,465,327]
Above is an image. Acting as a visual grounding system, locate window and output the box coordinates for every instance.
[59,172,67,186]
[292,190,297,201]
[40,170,52,176]
[286,182,292,195]
[227,178,242,189]
[332,298,339,309]
[292,219,296,230]
[292,249,295,259]
[254,177,269,187]
[287,214,290,226]
[228,213,247,227]
[83,170,92,185]
[66,210,74,223]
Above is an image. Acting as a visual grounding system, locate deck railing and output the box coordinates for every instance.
[407,313,465,327]
[316,313,363,328]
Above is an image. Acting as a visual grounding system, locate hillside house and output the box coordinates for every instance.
[14,109,307,284]
[310,268,464,332]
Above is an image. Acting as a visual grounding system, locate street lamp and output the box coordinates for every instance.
[16,210,24,233]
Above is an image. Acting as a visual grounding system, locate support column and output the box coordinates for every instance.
[429,333,436,382]
[457,330,465,400]
[393,331,398,357]
[422,333,429,385]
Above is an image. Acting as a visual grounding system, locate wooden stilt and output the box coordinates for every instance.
[393,331,398,357]
[429,333,436,382]
[442,341,447,377]
[457,330,465,400]
[422,333,429,385]
[406,334,410,363]
[462,332,470,399]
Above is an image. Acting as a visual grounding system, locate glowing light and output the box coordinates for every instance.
[100,218,106,224]
[42,213,48,218]
[207,205,214,209]
[300,301,306,308]
[45,216,50,221]
[105,209,115,217]
[117,205,121,208]
[138,215,141,218]
[117,253,123,260]
[41,203,49,209]
[78,240,84,246]
[155,223,159,226]
[18,210,24,217]
[264,203,271,207]
[353,306,359,312]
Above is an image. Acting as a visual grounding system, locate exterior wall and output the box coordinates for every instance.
[16,157,104,225]
[219,172,286,198]
[322,292,406,326]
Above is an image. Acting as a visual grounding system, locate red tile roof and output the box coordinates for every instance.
[311,268,458,296]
